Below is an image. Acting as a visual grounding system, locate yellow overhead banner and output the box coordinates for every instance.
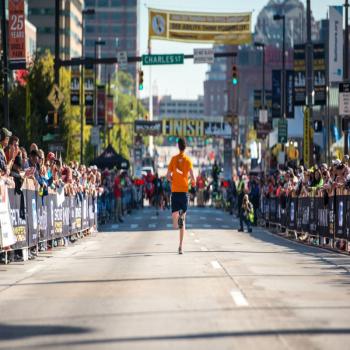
[149,9,252,44]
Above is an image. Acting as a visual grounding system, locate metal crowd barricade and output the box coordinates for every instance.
[260,188,350,252]
[0,178,97,264]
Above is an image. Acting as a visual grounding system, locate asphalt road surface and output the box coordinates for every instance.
[1,206,350,350]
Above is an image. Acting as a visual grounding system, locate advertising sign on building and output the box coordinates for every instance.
[134,120,163,136]
[106,95,114,128]
[148,9,252,45]
[70,68,80,106]
[303,107,311,168]
[294,44,306,106]
[272,70,281,118]
[339,82,350,116]
[84,64,94,113]
[97,85,106,126]
[329,6,343,83]
[313,44,326,106]
[286,70,295,118]
[8,0,26,69]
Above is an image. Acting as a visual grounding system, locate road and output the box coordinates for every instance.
[1,206,350,349]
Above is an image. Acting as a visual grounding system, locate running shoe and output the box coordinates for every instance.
[178,210,184,229]
[178,246,183,254]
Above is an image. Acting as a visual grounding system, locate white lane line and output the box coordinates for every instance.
[111,224,119,230]
[130,224,139,229]
[201,246,208,251]
[167,224,173,228]
[203,224,212,228]
[194,239,200,243]
[148,223,156,228]
[216,218,223,221]
[230,290,249,307]
[211,260,222,269]
[26,265,43,274]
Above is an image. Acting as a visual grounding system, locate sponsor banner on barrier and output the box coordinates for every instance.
[2,187,19,248]
[26,190,39,247]
[148,9,252,45]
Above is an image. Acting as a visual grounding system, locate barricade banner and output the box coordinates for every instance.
[309,195,317,235]
[269,197,277,223]
[47,194,55,240]
[345,192,350,238]
[296,197,303,232]
[316,195,329,237]
[54,195,63,238]
[335,191,346,238]
[37,194,48,242]
[301,197,310,232]
[89,196,95,228]
[26,190,39,247]
[287,197,297,230]
[328,193,335,239]
[8,188,27,249]
[74,195,82,233]
[62,196,70,237]
[82,196,89,230]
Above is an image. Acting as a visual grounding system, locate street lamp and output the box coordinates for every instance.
[80,8,95,164]
[93,38,106,158]
[254,42,266,119]
[273,14,286,120]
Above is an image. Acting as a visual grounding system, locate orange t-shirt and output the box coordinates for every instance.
[168,152,193,193]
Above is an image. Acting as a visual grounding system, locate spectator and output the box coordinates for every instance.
[114,170,123,223]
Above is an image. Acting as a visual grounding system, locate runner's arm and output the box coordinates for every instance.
[189,168,195,187]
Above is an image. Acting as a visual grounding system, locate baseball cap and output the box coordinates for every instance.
[0,127,12,138]
[47,152,56,161]
[332,159,342,167]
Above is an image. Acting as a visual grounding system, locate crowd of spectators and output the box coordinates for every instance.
[0,127,102,197]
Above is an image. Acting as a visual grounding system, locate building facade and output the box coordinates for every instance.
[28,0,83,59]
[84,0,139,84]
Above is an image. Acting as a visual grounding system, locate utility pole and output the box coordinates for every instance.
[344,0,349,155]
[1,0,9,128]
[306,0,314,165]
[54,0,60,87]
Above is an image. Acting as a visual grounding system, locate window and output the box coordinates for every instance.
[98,0,108,6]
[28,8,54,15]
[96,12,111,20]
[86,26,95,33]
[85,0,95,6]
[111,0,122,5]
[37,27,53,34]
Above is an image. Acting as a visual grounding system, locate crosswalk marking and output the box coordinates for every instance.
[211,260,221,269]
[230,290,249,307]
[130,224,139,229]
[203,224,212,228]
[148,223,156,228]
[111,224,119,230]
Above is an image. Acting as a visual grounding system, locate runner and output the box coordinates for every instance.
[166,138,195,254]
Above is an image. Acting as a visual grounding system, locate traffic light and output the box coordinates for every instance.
[138,70,144,90]
[232,64,238,85]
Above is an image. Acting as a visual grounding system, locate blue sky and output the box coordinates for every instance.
[139,0,343,100]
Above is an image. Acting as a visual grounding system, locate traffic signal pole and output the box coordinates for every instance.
[1,0,9,128]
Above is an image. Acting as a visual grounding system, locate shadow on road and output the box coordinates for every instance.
[0,323,91,341]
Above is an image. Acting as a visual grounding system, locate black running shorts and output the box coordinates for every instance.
[171,192,188,213]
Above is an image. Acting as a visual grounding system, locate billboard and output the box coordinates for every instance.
[134,121,162,136]
[70,68,80,106]
[106,95,114,128]
[148,9,252,45]
[286,70,295,119]
[294,44,306,106]
[329,6,343,83]
[313,44,326,106]
[8,0,26,69]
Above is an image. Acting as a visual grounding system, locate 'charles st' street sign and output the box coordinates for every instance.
[142,54,184,65]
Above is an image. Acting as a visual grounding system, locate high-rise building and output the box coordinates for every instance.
[84,0,139,84]
[28,0,83,59]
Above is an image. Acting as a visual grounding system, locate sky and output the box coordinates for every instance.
[138,0,343,100]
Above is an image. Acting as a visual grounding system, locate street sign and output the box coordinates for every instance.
[142,54,184,65]
[91,126,100,146]
[117,51,128,64]
[278,119,288,143]
[193,48,214,64]
[48,84,64,110]
[339,82,350,115]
